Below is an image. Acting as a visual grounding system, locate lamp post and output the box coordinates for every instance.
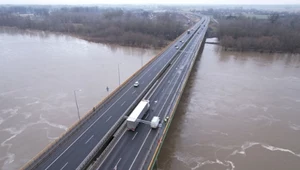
[73,89,81,120]
[118,63,123,86]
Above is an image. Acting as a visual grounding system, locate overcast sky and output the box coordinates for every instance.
[1,0,299,5]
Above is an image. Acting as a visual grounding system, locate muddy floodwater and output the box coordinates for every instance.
[158,42,300,170]
[0,28,158,170]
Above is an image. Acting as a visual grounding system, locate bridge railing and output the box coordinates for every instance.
[79,21,206,170]
[141,20,209,170]
[76,29,191,169]
[21,29,188,170]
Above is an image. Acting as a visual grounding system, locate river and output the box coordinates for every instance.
[157,41,300,170]
[0,28,158,170]
[1,30,300,170]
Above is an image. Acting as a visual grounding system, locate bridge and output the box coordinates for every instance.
[22,16,210,170]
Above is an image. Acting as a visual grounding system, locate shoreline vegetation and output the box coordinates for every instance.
[217,15,300,53]
[218,16,300,53]
[202,8,300,53]
[0,6,190,49]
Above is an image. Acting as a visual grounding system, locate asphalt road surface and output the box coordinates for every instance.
[95,18,209,170]
[29,18,206,170]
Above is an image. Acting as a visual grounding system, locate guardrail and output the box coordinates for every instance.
[22,51,158,169]
[142,20,209,170]
[21,25,191,170]
[138,36,199,169]
[87,45,190,169]
[76,28,193,170]
[87,28,199,169]
[142,43,197,170]
[81,21,206,170]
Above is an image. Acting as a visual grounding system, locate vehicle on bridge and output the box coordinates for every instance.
[133,81,139,87]
[126,99,150,131]
[150,116,160,129]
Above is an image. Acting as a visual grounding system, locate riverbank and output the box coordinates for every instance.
[0,7,189,49]
[206,12,300,54]
[0,31,158,170]
[0,26,166,50]
[218,16,300,53]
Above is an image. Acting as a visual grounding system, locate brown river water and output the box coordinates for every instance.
[157,41,300,170]
[0,28,157,170]
[1,28,300,170]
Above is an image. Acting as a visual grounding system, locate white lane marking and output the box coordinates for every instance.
[129,65,180,170]
[134,24,203,167]
[97,130,127,168]
[105,116,112,122]
[85,135,94,144]
[114,158,122,169]
[132,90,136,94]
[44,86,133,170]
[129,38,193,170]
[116,158,122,165]
[156,68,183,117]
[129,69,181,170]
[128,130,151,170]
[44,31,179,169]
[146,45,184,100]
[132,132,138,140]
[60,162,68,170]
[121,101,126,106]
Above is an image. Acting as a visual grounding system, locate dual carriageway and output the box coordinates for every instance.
[22,16,210,170]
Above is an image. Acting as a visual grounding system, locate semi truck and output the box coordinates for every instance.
[126,100,150,131]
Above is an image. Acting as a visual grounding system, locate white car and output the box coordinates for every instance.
[134,81,139,87]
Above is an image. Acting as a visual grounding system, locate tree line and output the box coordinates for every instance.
[0,6,186,48]
[218,14,300,53]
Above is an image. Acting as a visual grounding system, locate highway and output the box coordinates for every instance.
[25,18,206,170]
[93,17,209,170]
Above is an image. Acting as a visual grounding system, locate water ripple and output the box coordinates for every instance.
[229,141,300,158]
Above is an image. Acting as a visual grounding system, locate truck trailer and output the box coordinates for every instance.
[126,100,150,131]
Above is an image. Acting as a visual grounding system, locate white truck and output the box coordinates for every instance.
[126,100,150,131]
[150,116,160,129]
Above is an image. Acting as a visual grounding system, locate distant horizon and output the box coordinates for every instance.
[1,0,300,5]
[1,3,300,6]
